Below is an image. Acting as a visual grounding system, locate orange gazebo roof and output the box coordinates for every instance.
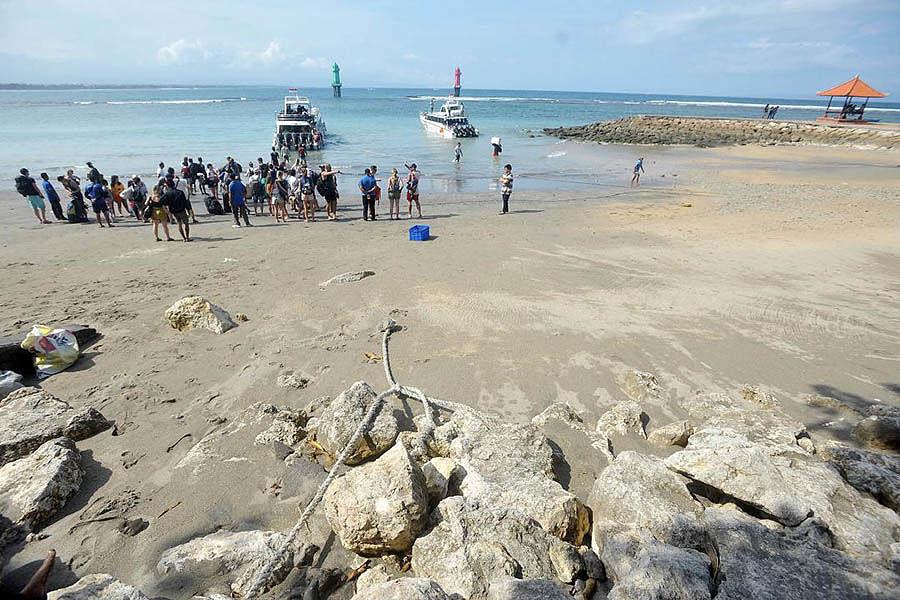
[817,75,888,98]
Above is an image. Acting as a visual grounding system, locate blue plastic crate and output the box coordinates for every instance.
[409,225,430,241]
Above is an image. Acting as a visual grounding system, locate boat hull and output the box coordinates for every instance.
[420,114,479,138]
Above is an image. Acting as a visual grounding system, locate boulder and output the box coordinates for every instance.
[47,573,150,600]
[422,457,461,506]
[820,441,900,511]
[603,534,712,600]
[411,497,582,599]
[855,415,900,452]
[486,577,571,600]
[164,296,236,334]
[350,578,453,600]
[324,442,428,556]
[618,370,665,405]
[589,452,704,551]
[647,420,694,448]
[666,427,899,560]
[433,408,589,543]
[0,387,111,466]
[0,437,82,531]
[589,452,710,600]
[317,381,400,466]
[157,529,293,597]
[253,406,307,448]
[596,399,648,438]
[704,505,899,599]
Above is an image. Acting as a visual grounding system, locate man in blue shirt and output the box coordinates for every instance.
[39,173,65,221]
[359,168,377,221]
[228,173,252,228]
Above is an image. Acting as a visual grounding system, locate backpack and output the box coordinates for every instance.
[15,177,34,197]
[316,175,331,196]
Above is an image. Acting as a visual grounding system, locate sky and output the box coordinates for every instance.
[1,0,898,98]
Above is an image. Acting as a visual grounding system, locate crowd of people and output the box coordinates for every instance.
[15,149,518,236]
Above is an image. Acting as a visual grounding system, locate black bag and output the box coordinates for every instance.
[14,177,34,197]
[205,197,224,215]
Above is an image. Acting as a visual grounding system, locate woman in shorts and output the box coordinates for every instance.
[272,171,290,223]
[387,169,403,220]
[147,185,174,241]
[109,175,127,217]
[300,168,317,222]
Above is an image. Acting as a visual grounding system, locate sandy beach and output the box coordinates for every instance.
[1,141,899,596]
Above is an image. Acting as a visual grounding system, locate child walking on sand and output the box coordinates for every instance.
[631,157,644,185]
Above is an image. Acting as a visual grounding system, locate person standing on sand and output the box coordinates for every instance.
[109,175,127,217]
[147,184,174,241]
[499,163,513,214]
[370,165,382,212]
[359,168,378,221]
[57,175,88,222]
[156,161,166,181]
[300,167,317,222]
[272,171,290,223]
[163,180,193,241]
[86,161,101,184]
[454,142,463,163]
[85,178,114,228]
[39,173,65,221]
[631,157,644,185]
[15,168,50,224]
[320,164,341,221]
[404,163,422,218]
[228,173,252,228]
[387,168,403,220]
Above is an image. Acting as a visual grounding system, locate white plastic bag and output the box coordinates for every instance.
[20,325,80,379]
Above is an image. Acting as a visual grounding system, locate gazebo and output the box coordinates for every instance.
[817,75,888,123]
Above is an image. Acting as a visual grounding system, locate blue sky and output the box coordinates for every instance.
[1,0,897,97]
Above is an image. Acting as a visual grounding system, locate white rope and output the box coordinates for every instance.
[240,321,454,598]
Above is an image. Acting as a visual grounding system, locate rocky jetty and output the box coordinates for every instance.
[544,116,900,149]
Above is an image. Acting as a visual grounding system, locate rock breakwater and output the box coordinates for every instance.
[544,116,900,149]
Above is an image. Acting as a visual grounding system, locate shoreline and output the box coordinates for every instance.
[0,141,898,596]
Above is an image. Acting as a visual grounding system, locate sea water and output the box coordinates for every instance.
[2,86,898,194]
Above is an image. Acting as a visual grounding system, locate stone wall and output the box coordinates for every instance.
[544,116,900,149]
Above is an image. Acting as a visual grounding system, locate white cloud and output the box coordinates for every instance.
[300,57,330,70]
[156,39,208,65]
[257,41,284,65]
[402,53,420,61]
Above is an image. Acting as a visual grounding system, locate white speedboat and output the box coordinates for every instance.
[273,93,326,152]
[420,96,479,138]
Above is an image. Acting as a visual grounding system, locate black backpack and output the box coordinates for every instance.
[15,176,35,197]
[315,176,329,196]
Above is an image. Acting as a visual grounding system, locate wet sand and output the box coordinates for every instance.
[0,142,898,594]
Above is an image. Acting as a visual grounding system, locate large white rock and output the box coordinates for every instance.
[647,420,694,448]
[350,578,453,600]
[433,407,589,543]
[411,497,583,599]
[156,529,292,597]
[705,505,899,600]
[666,427,900,561]
[0,437,82,530]
[323,442,428,556]
[317,381,400,466]
[0,386,110,466]
[596,399,648,438]
[820,441,899,511]
[486,577,571,600]
[589,452,710,600]
[165,296,236,334]
[48,573,150,600]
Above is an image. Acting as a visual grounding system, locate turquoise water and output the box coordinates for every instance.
[2,86,898,194]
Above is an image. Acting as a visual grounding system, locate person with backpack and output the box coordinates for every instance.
[84,178,114,228]
[162,179,192,241]
[387,168,403,220]
[15,168,50,224]
[272,171,290,223]
[405,163,422,218]
[300,167,317,222]
[130,176,149,222]
[39,172,65,221]
[318,164,341,221]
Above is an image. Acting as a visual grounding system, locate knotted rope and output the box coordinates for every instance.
[241,320,451,598]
